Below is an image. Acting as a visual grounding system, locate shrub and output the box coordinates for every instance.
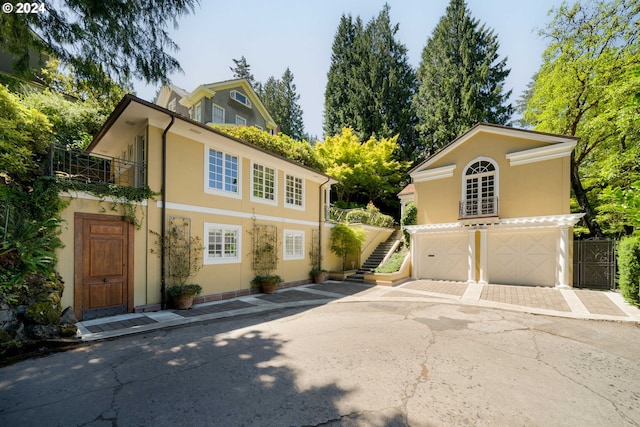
[401,202,417,247]
[375,248,408,273]
[617,235,640,307]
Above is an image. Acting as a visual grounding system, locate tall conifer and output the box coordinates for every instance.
[413,0,513,157]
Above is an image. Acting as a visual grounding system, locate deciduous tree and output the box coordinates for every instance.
[521,0,640,237]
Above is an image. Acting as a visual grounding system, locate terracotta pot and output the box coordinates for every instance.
[172,294,195,310]
[261,281,278,294]
[313,272,328,283]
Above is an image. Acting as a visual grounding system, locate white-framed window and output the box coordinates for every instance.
[283,229,304,260]
[285,174,304,209]
[167,99,177,112]
[192,101,202,122]
[204,223,241,264]
[254,125,263,130]
[236,115,247,126]
[461,157,498,218]
[212,104,225,123]
[206,147,240,197]
[230,90,252,108]
[251,163,276,204]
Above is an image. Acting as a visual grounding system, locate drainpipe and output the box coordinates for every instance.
[318,178,331,270]
[160,116,175,310]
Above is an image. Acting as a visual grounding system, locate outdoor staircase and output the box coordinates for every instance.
[346,230,404,284]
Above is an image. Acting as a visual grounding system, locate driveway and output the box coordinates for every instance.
[1,298,639,426]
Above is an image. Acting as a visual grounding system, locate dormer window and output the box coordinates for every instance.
[460,158,498,218]
[230,90,252,108]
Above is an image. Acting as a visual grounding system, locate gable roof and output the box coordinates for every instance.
[410,123,579,176]
[155,83,189,108]
[178,78,277,130]
[86,94,335,184]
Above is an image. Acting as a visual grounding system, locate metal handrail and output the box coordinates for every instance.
[46,144,146,188]
[459,196,499,218]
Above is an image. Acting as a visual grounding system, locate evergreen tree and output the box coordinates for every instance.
[324,5,416,159]
[230,55,257,89]
[258,68,305,140]
[413,0,513,158]
[0,0,198,92]
[324,14,362,138]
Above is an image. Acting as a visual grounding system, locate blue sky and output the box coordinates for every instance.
[134,0,564,138]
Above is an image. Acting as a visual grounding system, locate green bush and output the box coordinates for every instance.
[617,235,640,307]
[375,248,408,273]
[401,202,417,247]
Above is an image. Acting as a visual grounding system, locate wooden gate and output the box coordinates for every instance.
[74,213,134,320]
[573,239,616,289]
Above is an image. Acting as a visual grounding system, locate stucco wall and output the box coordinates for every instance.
[415,132,572,224]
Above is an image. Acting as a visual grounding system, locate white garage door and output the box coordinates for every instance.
[488,229,557,287]
[417,233,468,281]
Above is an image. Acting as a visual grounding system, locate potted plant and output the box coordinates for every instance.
[310,268,328,283]
[151,219,204,309]
[251,274,283,294]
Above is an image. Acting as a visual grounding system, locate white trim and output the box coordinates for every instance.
[230,89,252,108]
[411,124,578,174]
[250,161,278,206]
[204,145,242,199]
[158,201,320,227]
[406,214,584,234]
[60,191,148,206]
[283,229,305,260]
[461,157,499,218]
[212,103,225,124]
[167,99,177,112]
[411,164,456,182]
[235,115,247,126]
[506,140,577,166]
[193,101,202,122]
[284,174,305,211]
[204,223,241,265]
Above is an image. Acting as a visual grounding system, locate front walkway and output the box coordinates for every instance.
[76,280,640,342]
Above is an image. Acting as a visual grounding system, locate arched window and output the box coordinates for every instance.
[461,158,498,218]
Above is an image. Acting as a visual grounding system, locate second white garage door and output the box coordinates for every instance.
[417,233,468,282]
[488,229,558,287]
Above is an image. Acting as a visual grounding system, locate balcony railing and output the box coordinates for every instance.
[459,197,498,219]
[46,144,146,188]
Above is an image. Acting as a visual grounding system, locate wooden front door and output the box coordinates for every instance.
[74,213,134,320]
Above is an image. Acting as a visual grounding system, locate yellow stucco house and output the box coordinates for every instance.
[55,95,336,320]
[405,123,584,288]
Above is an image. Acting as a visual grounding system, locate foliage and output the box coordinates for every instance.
[520,0,640,237]
[401,202,417,246]
[315,128,409,208]
[56,179,156,229]
[250,274,283,289]
[38,59,128,112]
[413,0,513,160]
[375,247,408,273]
[329,223,366,270]
[230,56,258,89]
[0,0,198,92]
[617,235,640,307]
[324,4,417,160]
[150,219,203,288]
[258,68,306,140]
[0,84,52,185]
[214,125,321,170]
[0,178,66,300]
[343,202,395,228]
[20,88,107,150]
[166,283,202,298]
[250,223,279,276]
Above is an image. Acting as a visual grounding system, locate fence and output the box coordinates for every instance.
[573,239,617,290]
